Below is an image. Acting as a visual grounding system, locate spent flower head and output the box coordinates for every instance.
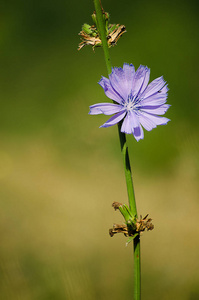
[89,63,170,141]
[78,11,126,51]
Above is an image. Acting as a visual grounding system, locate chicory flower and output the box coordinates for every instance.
[89,63,170,141]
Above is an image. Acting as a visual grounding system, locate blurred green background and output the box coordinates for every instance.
[0,0,199,299]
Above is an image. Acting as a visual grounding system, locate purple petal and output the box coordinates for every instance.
[140,104,171,115]
[122,63,135,95]
[121,111,144,141]
[121,111,133,134]
[138,113,156,131]
[100,110,126,128]
[142,76,166,99]
[160,84,169,94]
[140,83,168,106]
[141,93,168,106]
[130,110,140,128]
[138,111,170,131]
[140,67,150,94]
[133,125,144,141]
[132,65,150,97]
[148,114,170,126]
[109,67,130,100]
[141,92,167,105]
[141,99,167,106]
[89,103,123,115]
[98,77,123,104]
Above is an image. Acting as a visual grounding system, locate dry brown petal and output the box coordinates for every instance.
[107,25,126,46]
[109,223,128,237]
[78,31,101,51]
[112,201,123,210]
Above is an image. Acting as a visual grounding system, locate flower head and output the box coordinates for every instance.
[89,63,170,141]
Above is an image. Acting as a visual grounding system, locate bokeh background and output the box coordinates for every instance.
[0,0,199,299]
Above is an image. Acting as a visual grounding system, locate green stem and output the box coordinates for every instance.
[93,0,112,75]
[134,234,141,300]
[93,1,141,299]
[117,123,137,216]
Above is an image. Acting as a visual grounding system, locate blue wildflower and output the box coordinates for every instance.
[89,63,170,141]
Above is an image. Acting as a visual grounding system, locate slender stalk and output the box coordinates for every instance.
[134,235,141,300]
[93,1,141,299]
[117,122,137,216]
[93,0,112,75]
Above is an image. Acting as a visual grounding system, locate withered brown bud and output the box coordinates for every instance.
[112,202,123,210]
[109,224,128,237]
[135,215,154,232]
[107,25,126,46]
[109,214,154,239]
[78,27,101,51]
[78,12,126,51]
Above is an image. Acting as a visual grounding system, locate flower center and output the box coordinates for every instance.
[124,94,141,112]
[126,101,134,111]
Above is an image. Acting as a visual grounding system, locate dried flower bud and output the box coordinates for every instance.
[107,25,126,46]
[109,211,154,240]
[112,201,123,210]
[135,215,154,232]
[78,11,126,51]
[109,224,128,237]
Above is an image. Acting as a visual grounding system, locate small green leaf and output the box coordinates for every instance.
[126,233,139,246]
[108,24,117,33]
[82,23,93,35]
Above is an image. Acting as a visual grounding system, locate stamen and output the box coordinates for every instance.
[124,93,142,112]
